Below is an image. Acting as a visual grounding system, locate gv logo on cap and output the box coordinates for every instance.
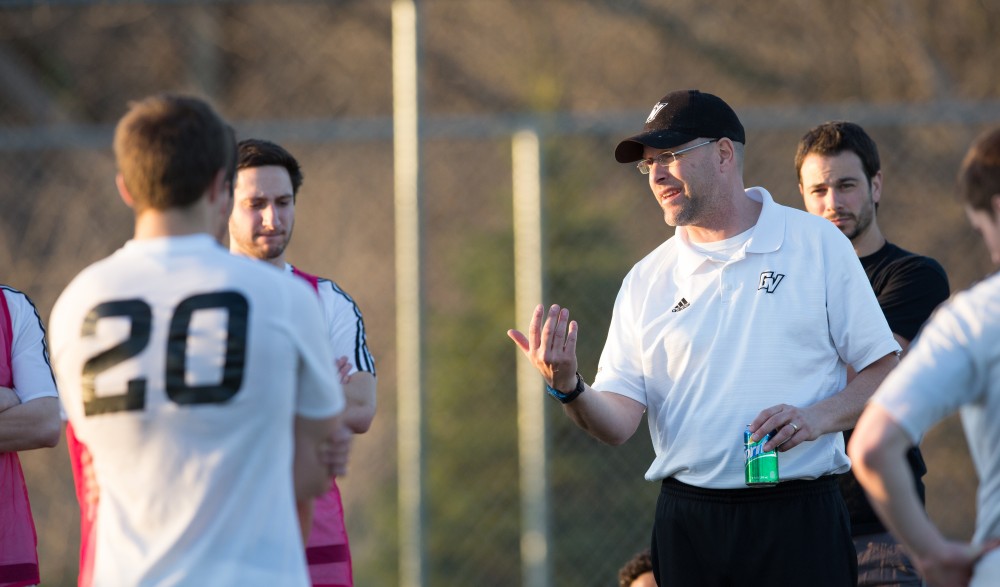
[646,102,667,124]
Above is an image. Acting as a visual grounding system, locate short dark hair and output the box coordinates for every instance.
[237,138,304,197]
[618,548,653,587]
[113,94,235,212]
[795,121,881,185]
[958,126,1000,218]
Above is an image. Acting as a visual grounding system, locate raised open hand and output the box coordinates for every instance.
[507,303,579,392]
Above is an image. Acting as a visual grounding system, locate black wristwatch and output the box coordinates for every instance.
[545,372,586,404]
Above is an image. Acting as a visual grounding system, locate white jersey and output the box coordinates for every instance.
[284,264,375,376]
[50,235,343,587]
[594,187,899,488]
[872,271,1000,555]
[2,286,58,403]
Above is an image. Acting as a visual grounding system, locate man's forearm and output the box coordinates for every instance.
[849,404,945,559]
[0,386,20,413]
[0,396,61,452]
[293,415,338,501]
[563,384,646,446]
[342,372,376,434]
[810,352,898,434]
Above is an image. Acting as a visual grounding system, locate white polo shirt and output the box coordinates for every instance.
[594,187,899,489]
[872,272,1000,549]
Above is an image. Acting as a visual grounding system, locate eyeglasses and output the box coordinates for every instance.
[636,139,717,174]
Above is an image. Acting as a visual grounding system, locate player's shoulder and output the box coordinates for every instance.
[921,273,1000,352]
[291,266,360,306]
[0,285,39,321]
[0,284,30,305]
[955,270,1000,313]
[224,251,288,278]
[245,261,318,301]
[315,276,356,300]
[52,254,122,309]
[234,264,325,336]
[63,250,123,284]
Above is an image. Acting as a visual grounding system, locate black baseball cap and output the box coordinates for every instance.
[614,90,746,163]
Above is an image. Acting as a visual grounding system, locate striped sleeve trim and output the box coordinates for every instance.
[2,285,58,390]
[317,278,376,375]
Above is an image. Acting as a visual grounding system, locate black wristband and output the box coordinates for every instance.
[545,372,585,404]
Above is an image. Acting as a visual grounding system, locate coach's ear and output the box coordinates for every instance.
[116,174,136,209]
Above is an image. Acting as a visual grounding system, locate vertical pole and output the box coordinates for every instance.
[512,128,551,587]
[392,1,425,587]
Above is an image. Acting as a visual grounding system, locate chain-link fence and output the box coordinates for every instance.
[3,1,1000,585]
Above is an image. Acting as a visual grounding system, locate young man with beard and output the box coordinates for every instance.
[796,121,950,586]
[229,138,376,587]
[509,89,900,585]
[51,95,348,586]
[850,126,1000,586]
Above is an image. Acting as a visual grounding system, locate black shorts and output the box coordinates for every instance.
[651,476,857,586]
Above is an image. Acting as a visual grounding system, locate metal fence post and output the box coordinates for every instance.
[512,127,551,587]
[393,1,426,586]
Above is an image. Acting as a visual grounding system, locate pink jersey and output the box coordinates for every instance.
[66,423,95,587]
[306,488,353,587]
[0,289,40,587]
[292,266,354,587]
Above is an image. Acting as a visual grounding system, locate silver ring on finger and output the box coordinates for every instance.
[789,422,799,433]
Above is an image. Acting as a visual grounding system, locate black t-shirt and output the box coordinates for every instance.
[841,241,950,536]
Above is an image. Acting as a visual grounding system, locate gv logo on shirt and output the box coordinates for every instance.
[757,271,785,293]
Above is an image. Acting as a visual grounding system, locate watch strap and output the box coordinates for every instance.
[545,372,585,404]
